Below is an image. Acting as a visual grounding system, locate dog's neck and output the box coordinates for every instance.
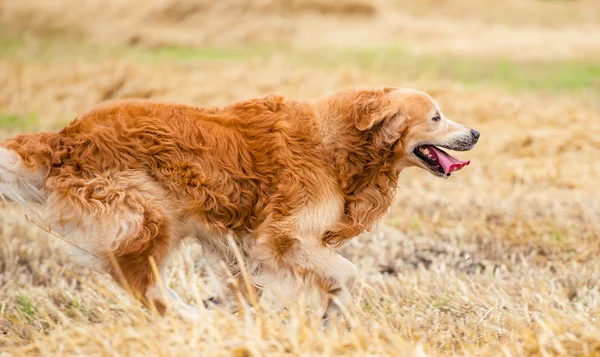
[316,109,405,196]
[312,97,408,244]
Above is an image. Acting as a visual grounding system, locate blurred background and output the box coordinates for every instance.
[1,0,599,128]
[1,1,600,356]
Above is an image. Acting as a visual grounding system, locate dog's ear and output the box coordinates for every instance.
[352,90,390,130]
[352,89,406,142]
[352,89,400,130]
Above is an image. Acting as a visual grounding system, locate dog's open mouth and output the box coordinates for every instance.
[414,145,470,177]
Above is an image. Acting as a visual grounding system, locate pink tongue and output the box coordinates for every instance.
[429,146,470,174]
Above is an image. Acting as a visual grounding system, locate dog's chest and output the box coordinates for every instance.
[295,196,344,237]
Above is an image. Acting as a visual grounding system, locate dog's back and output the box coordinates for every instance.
[1,97,335,225]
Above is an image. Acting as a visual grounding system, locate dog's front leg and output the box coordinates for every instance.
[253,233,357,325]
[317,252,357,326]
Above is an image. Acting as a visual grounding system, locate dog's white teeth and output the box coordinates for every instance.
[421,148,430,155]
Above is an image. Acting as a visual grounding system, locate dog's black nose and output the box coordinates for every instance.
[471,129,480,140]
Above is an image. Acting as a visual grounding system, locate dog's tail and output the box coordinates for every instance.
[0,132,54,206]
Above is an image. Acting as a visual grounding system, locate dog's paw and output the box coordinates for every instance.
[321,313,355,331]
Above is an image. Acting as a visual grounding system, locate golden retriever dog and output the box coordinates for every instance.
[0,87,479,321]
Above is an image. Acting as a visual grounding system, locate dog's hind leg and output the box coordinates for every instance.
[110,232,200,319]
[136,249,201,319]
[107,216,179,317]
[46,170,199,318]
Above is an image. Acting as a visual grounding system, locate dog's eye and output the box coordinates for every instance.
[432,115,441,122]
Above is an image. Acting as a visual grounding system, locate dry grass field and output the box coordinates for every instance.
[1,0,600,356]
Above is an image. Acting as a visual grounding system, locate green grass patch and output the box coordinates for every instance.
[135,45,276,63]
[0,33,277,63]
[1,32,598,95]
[553,231,565,244]
[305,47,600,94]
[0,113,38,130]
[442,58,600,93]
[0,36,28,57]
[17,294,35,318]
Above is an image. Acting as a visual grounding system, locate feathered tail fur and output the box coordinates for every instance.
[0,133,53,206]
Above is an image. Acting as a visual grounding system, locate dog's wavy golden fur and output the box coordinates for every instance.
[0,87,479,320]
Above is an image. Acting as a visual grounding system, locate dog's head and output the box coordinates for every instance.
[350,87,480,178]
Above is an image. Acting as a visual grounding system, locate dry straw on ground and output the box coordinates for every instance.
[1,0,600,356]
